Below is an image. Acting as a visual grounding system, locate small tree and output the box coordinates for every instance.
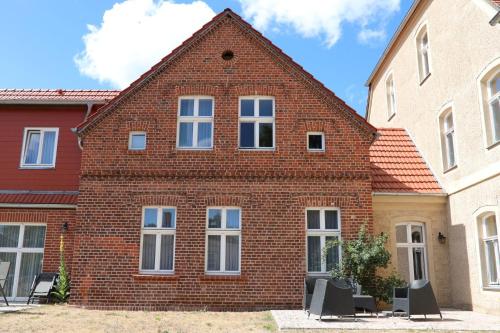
[51,234,70,302]
[324,224,405,307]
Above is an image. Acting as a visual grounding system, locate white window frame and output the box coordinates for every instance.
[128,131,147,150]
[19,127,59,168]
[438,107,458,171]
[386,73,397,120]
[238,96,275,150]
[395,222,429,283]
[477,59,500,149]
[306,207,341,275]
[481,213,500,286]
[415,24,431,83]
[205,207,241,275]
[307,132,325,152]
[176,96,214,150]
[0,223,46,301]
[139,206,176,274]
[487,71,500,145]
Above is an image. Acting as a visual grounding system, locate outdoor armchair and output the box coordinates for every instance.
[308,279,356,320]
[392,280,442,320]
[27,272,58,304]
[0,261,10,306]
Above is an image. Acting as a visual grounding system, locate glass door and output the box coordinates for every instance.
[395,223,428,283]
[0,224,46,300]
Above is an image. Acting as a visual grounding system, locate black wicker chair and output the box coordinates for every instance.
[308,279,356,320]
[392,280,442,320]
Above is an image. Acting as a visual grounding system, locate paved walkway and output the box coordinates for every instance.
[0,303,38,314]
[272,309,500,331]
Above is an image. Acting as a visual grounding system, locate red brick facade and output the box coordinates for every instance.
[70,11,375,310]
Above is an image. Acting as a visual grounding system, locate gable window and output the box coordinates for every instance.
[396,223,428,282]
[386,74,397,119]
[20,128,59,168]
[129,132,146,150]
[477,213,500,287]
[177,96,213,149]
[307,132,325,152]
[306,208,340,275]
[206,207,241,274]
[140,207,176,274]
[439,108,457,170]
[416,26,431,82]
[239,97,274,149]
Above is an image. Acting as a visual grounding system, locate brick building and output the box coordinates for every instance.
[0,9,447,311]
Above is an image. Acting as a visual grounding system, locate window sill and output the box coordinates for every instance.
[132,273,179,281]
[482,286,500,291]
[486,140,500,150]
[19,166,55,170]
[307,273,331,277]
[419,73,431,86]
[307,149,325,153]
[176,147,213,151]
[443,164,458,174]
[238,148,275,152]
[387,113,396,122]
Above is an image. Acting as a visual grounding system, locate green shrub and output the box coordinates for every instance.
[51,235,70,302]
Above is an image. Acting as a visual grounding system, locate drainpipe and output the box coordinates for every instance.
[71,102,93,150]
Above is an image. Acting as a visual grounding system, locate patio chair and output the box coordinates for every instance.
[0,261,10,306]
[333,278,378,316]
[308,279,356,320]
[27,272,58,304]
[304,277,332,311]
[392,280,442,320]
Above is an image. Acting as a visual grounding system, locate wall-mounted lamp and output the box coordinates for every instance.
[438,232,446,244]
[61,222,69,233]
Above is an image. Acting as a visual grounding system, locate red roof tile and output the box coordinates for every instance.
[370,128,442,193]
[0,192,78,205]
[0,89,120,103]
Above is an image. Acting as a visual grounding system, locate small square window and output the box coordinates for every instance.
[129,132,146,150]
[307,132,324,151]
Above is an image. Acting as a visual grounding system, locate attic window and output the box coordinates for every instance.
[222,50,234,61]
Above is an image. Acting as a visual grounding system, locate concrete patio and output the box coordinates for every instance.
[0,303,38,313]
[271,309,500,331]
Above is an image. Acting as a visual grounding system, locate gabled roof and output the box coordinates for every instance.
[0,89,119,104]
[76,8,376,137]
[0,190,78,207]
[370,128,442,193]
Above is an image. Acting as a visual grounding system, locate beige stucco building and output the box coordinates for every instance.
[367,0,500,314]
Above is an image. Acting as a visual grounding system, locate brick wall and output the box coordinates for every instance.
[72,14,374,310]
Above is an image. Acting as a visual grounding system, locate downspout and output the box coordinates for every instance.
[71,102,93,150]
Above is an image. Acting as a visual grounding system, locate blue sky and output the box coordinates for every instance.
[0,0,412,115]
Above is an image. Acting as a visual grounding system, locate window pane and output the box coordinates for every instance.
[491,99,500,142]
[144,208,157,228]
[325,210,338,230]
[259,123,273,148]
[412,247,426,280]
[180,99,194,116]
[307,236,321,272]
[226,209,240,229]
[444,113,454,131]
[160,235,174,270]
[446,133,456,167]
[225,235,239,271]
[179,122,194,147]
[199,99,213,117]
[24,131,40,164]
[141,234,156,270]
[259,99,273,117]
[0,252,17,297]
[17,252,43,297]
[240,122,255,148]
[397,247,410,282]
[0,225,20,247]
[130,134,146,150]
[197,122,212,148]
[208,209,222,228]
[207,235,221,271]
[489,74,500,95]
[326,236,339,271]
[485,240,498,283]
[411,225,423,243]
[162,209,175,228]
[41,131,56,164]
[396,225,407,243]
[307,210,320,229]
[308,134,323,150]
[23,225,46,248]
[484,215,497,237]
[241,99,254,116]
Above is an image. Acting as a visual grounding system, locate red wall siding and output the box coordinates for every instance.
[0,105,85,191]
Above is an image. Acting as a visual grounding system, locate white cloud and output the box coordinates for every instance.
[358,28,386,44]
[75,0,216,88]
[237,0,400,47]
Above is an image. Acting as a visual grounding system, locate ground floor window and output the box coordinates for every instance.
[0,224,45,299]
[479,213,499,287]
[140,207,176,274]
[395,223,428,282]
[206,207,241,274]
[306,208,340,274]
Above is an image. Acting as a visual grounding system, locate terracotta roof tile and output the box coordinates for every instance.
[0,89,120,103]
[0,192,78,205]
[370,128,443,193]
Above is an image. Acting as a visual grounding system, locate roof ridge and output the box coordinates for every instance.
[0,88,120,92]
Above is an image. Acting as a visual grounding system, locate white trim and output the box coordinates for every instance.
[205,207,241,275]
[176,96,214,150]
[447,160,500,195]
[395,222,429,282]
[307,132,325,152]
[305,207,341,275]
[19,127,59,169]
[138,206,176,275]
[473,206,500,290]
[385,71,397,120]
[437,104,458,172]
[415,22,432,84]
[128,131,147,150]
[476,58,500,149]
[238,96,275,150]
